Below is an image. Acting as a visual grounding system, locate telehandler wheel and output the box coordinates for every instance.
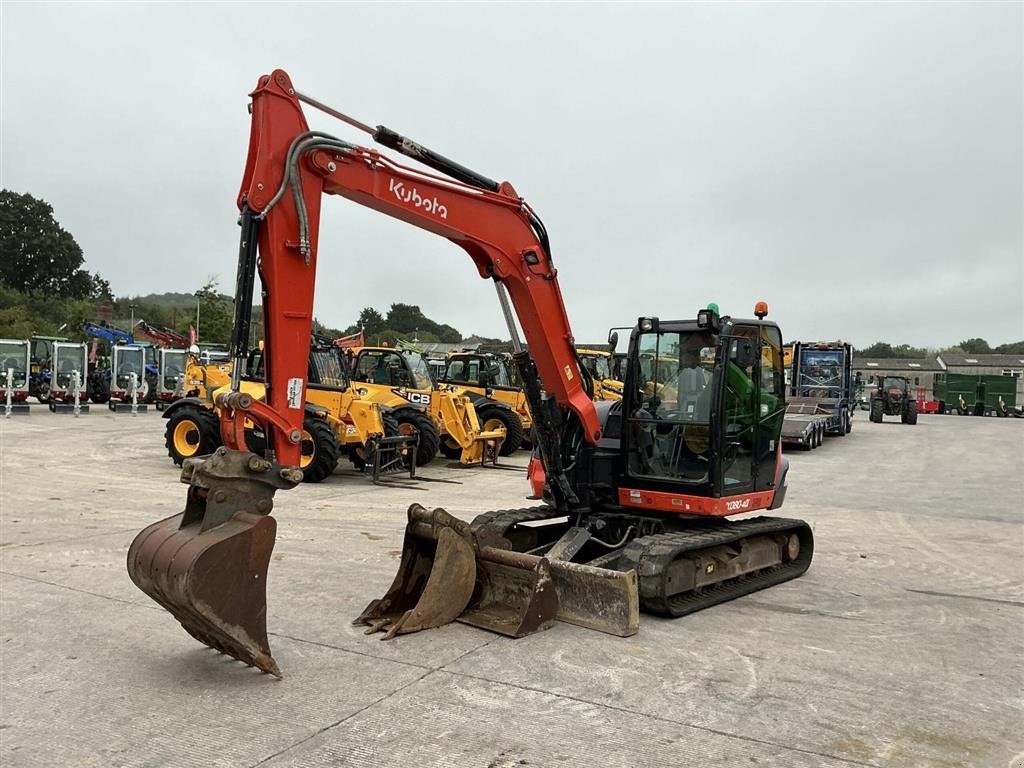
[350,412,407,470]
[846,410,853,433]
[165,406,221,466]
[394,408,439,466]
[477,406,525,456]
[299,417,340,483]
[439,436,462,460]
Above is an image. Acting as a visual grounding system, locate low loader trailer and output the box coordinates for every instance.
[781,399,844,450]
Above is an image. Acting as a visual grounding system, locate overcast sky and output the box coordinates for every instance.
[2,2,1021,349]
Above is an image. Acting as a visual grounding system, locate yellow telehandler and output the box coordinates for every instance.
[345,345,514,465]
[438,350,530,450]
[163,339,412,481]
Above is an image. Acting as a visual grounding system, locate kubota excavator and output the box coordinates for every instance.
[127,70,812,678]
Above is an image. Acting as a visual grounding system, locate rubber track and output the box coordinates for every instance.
[621,517,814,616]
[471,509,814,620]
[470,506,555,535]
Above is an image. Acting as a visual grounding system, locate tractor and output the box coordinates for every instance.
[869,375,918,424]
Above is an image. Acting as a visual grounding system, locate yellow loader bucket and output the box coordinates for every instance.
[126,449,301,677]
[354,504,558,639]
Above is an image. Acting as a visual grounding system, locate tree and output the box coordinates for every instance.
[194,277,234,345]
[958,338,992,354]
[859,342,894,358]
[356,307,385,338]
[0,191,94,298]
[994,340,1024,354]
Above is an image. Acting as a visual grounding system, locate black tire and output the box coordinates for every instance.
[144,373,159,404]
[299,416,340,483]
[904,401,918,425]
[870,399,883,423]
[394,408,439,466]
[835,410,847,437]
[165,406,221,466]
[88,376,110,404]
[35,381,51,405]
[846,410,853,433]
[350,411,406,470]
[476,406,525,456]
[439,434,463,460]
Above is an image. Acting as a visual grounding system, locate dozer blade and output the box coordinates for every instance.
[355,504,560,640]
[126,449,301,677]
[354,505,477,639]
[548,560,639,637]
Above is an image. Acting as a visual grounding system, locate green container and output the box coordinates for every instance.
[934,373,1018,415]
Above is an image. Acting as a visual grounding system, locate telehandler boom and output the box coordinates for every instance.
[127,70,812,677]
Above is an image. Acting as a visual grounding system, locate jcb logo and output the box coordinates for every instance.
[393,388,431,406]
[725,499,751,511]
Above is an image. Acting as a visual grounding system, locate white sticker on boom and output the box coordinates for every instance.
[287,378,303,409]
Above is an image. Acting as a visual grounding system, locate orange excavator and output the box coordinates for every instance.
[127,70,812,677]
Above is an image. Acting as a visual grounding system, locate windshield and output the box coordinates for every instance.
[581,354,611,381]
[883,377,907,390]
[53,345,87,391]
[446,355,514,388]
[405,352,434,390]
[0,341,28,387]
[635,330,717,422]
[798,349,843,388]
[355,350,433,390]
[161,350,186,390]
[309,348,351,389]
[114,347,145,389]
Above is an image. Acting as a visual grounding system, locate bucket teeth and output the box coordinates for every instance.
[127,510,281,676]
[354,506,478,638]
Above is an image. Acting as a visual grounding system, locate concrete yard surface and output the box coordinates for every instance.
[1,408,1022,767]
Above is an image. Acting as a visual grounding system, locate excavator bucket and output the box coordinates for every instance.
[126,449,301,677]
[458,546,558,637]
[354,504,558,639]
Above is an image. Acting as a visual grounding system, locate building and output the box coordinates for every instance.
[853,358,945,393]
[853,354,1024,401]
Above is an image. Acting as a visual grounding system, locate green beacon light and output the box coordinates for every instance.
[706,302,720,314]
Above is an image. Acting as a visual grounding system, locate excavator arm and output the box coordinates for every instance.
[134,320,188,348]
[226,69,598,506]
[127,70,619,675]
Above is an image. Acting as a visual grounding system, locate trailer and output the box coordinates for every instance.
[784,340,855,443]
[934,373,1019,417]
[781,400,843,450]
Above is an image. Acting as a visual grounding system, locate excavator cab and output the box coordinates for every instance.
[621,315,786,499]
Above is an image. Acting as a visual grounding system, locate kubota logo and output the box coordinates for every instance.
[725,499,751,511]
[389,179,448,219]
